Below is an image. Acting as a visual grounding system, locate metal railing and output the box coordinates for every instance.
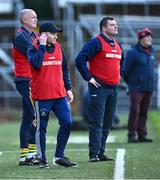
[0,1,160,115]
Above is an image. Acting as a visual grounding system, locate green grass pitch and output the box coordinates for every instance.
[0,111,160,179]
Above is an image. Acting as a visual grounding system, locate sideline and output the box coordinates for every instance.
[6,135,116,145]
[47,135,116,144]
[1,148,117,154]
[1,149,89,154]
[113,148,126,180]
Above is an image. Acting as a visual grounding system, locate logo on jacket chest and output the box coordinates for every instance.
[105,53,121,59]
[43,60,62,66]
[43,54,62,66]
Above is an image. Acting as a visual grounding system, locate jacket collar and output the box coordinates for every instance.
[21,26,33,35]
[99,33,115,46]
[136,42,152,53]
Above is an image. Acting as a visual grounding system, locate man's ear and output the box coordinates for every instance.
[101,26,107,32]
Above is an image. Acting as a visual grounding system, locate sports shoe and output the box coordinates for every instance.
[29,155,40,165]
[19,156,40,166]
[53,157,78,167]
[128,135,138,143]
[89,156,99,162]
[39,160,50,169]
[19,158,32,166]
[98,154,115,161]
[138,136,153,143]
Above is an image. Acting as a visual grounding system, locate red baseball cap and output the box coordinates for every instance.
[137,28,152,39]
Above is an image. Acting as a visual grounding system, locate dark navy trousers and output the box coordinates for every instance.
[35,97,72,161]
[15,81,36,148]
[88,83,117,158]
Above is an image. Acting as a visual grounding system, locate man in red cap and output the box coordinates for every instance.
[123,28,155,143]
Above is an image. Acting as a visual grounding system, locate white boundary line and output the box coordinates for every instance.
[0,148,118,154]
[47,135,116,144]
[1,148,125,179]
[113,148,126,180]
[0,149,89,154]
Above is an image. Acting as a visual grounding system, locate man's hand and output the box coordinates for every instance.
[89,77,101,88]
[39,33,47,45]
[67,90,74,103]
